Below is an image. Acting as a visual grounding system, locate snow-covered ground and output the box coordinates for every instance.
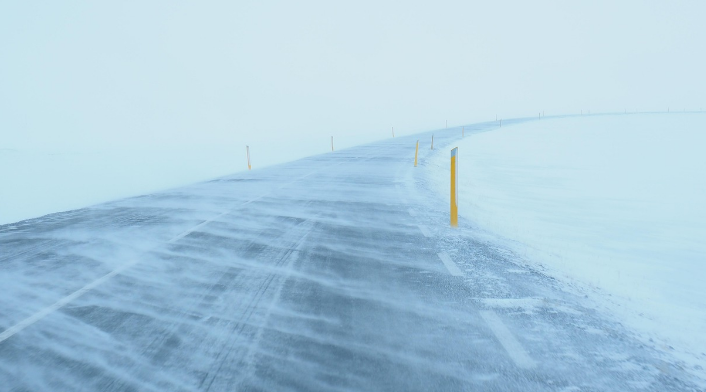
[0,147,241,225]
[0,133,379,225]
[426,113,706,370]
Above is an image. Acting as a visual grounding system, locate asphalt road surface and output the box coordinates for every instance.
[1,119,702,391]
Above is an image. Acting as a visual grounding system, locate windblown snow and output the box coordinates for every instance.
[426,113,706,371]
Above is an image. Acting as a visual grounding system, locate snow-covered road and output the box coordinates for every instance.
[1,119,702,391]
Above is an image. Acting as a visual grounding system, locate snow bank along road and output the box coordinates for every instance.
[0,118,702,391]
[425,113,706,375]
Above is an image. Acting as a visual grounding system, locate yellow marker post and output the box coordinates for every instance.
[414,140,419,167]
[450,147,458,227]
[246,145,252,170]
[331,136,334,151]
[392,127,395,138]
[431,135,434,150]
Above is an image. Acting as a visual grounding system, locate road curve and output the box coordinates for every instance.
[0,118,701,391]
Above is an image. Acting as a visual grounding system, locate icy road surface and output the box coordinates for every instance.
[1,118,702,391]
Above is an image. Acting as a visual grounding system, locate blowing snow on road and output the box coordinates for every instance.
[3,1,706,390]
[2,114,705,391]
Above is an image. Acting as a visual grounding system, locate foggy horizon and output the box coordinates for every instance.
[2,1,704,160]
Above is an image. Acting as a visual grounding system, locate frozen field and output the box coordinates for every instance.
[0,132,380,226]
[426,113,706,372]
[0,147,237,226]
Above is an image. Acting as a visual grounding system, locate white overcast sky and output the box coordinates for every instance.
[1,1,704,156]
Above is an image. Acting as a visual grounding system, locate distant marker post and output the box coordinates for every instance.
[331,136,334,151]
[246,145,251,170]
[414,140,419,167]
[450,147,458,227]
[431,135,434,150]
[392,127,395,138]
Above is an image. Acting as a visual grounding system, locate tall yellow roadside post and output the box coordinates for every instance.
[431,135,434,150]
[246,146,252,170]
[414,140,419,167]
[331,136,334,151]
[450,147,458,227]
